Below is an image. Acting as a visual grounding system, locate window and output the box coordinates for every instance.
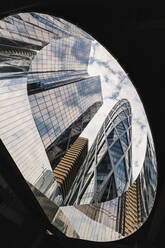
[110,139,123,166]
[96,151,112,188]
[120,132,128,146]
[116,122,125,136]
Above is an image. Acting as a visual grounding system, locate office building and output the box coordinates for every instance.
[47,101,102,169]
[65,99,132,205]
[118,136,157,237]
[0,12,102,207]
[55,134,157,241]
[28,75,102,169]
[0,12,93,72]
[54,137,88,200]
[52,100,156,241]
[0,8,159,246]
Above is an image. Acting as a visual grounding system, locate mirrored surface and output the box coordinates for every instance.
[0,12,157,242]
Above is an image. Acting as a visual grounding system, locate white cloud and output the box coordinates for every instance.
[80,40,152,182]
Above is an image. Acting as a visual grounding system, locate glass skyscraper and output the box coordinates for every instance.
[117,136,157,237]
[46,101,102,169]
[0,12,102,206]
[0,11,157,243]
[65,99,132,205]
[54,137,88,200]
[28,75,102,169]
[54,101,157,241]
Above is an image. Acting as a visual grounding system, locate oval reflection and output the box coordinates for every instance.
[0,12,157,241]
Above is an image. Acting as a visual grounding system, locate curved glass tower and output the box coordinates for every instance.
[0,12,157,242]
[65,99,132,205]
[62,134,156,240]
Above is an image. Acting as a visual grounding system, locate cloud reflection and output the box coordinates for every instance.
[0,12,157,242]
[80,40,150,182]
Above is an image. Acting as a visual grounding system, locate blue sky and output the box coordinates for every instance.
[80,40,154,182]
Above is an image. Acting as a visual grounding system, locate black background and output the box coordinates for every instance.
[0,1,164,248]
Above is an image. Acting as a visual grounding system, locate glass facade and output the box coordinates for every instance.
[0,12,102,208]
[53,137,88,202]
[28,75,102,154]
[46,101,102,169]
[0,11,157,243]
[118,136,157,237]
[54,133,157,242]
[65,99,132,206]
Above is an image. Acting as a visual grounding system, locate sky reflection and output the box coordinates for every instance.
[80,40,151,181]
[0,12,157,242]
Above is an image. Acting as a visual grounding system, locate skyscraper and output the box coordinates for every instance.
[0,12,102,206]
[65,99,132,205]
[118,136,157,237]
[55,132,157,241]
[54,137,88,200]
[0,11,157,243]
[47,101,102,169]
[0,12,93,72]
[28,75,102,169]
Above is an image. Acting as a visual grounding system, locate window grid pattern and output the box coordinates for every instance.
[65,99,132,206]
[0,12,93,73]
[28,75,102,151]
[55,135,157,242]
[0,12,157,242]
[46,101,102,169]
[27,70,88,94]
[0,76,61,205]
[28,36,92,73]
[0,12,98,209]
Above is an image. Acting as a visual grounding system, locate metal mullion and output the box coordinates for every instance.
[111,124,125,197]
[72,142,94,204]
[111,118,132,196]
[93,130,100,201]
[126,113,132,184]
[107,120,124,149]
[114,142,132,171]
[75,156,90,203]
[94,123,115,202]
[118,128,131,189]
[78,171,94,204]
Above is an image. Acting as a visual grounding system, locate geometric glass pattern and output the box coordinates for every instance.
[0,12,102,207]
[56,134,157,242]
[0,11,157,243]
[65,99,132,205]
[46,101,102,169]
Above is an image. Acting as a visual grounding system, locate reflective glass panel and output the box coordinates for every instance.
[0,12,157,243]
